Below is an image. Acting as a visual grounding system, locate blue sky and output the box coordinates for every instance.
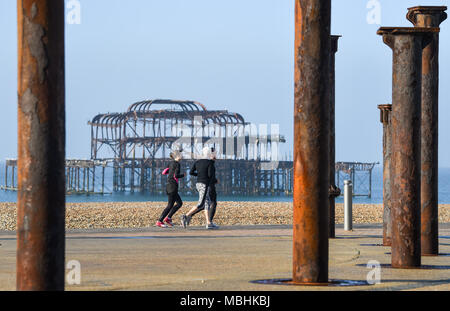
[0,0,449,166]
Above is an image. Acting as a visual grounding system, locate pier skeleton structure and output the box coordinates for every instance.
[88,99,292,196]
[2,157,377,198]
[2,98,377,198]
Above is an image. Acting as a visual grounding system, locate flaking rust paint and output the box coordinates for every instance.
[407,6,447,256]
[420,29,440,254]
[390,32,423,267]
[293,0,330,283]
[294,0,302,86]
[378,27,438,267]
[17,0,50,290]
[16,0,65,291]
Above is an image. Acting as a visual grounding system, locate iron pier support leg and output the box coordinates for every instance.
[407,6,447,256]
[293,0,331,283]
[329,35,341,239]
[377,26,438,268]
[17,0,66,290]
[378,104,392,246]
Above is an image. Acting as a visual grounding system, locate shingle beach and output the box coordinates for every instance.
[1,202,450,231]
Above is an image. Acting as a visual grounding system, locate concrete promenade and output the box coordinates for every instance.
[1,224,450,291]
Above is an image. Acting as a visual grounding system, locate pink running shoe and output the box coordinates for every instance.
[155,221,167,228]
[164,217,174,227]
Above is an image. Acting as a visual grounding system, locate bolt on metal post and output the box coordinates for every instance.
[16,0,66,291]
[344,180,353,231]
[407,6,447,256]
[293,0,331,284]
[377,26,438,268]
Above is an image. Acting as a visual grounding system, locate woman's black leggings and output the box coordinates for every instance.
[159,192,183,222]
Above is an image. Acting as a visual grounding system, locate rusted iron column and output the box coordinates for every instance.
[377,27,438,268]
[17,0,66,290]
[407,6,447,256]
[329,35,341,239]
[293,0,330,283]
[378,104,392,246]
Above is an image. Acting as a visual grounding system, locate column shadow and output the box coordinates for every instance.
[356,263,450,269]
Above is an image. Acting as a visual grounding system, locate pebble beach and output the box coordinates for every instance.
[1,202,450,231]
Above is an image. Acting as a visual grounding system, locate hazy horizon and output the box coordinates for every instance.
[1,0,449,166]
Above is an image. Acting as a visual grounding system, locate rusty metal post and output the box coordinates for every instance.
[17,0,66,290]
[407,6,447,256]
[378,104,392,246]
[329,35,341,239]
[377,27,438,268]
[293,0,330,283]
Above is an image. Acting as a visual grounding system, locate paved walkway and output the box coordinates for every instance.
[1,224,450,291]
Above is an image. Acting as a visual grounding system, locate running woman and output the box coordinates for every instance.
[156,151,185,228]
[190,148,219,228]
[181,147,214,229]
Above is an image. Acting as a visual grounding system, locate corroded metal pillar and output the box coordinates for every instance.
[378,104,392,246]
[329,35,341,239]
[17,0,66,290]
[407,6,447,256]
[293,0,330,283]
[377,27,437,268]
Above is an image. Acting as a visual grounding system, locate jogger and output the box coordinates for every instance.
[181,147,214,229]
[191,149,218,227]
[156,151,185,228]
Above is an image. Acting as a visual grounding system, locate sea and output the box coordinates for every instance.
[1,161,450,204]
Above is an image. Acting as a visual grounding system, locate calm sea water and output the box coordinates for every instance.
[1,161,450,204]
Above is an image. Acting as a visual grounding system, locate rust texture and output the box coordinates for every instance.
[407,6,447,256]
[329,35,341,239]
[293,0,331,283]
[17,0,66,290]
[378,27,438,268]
[378,104,392,246]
